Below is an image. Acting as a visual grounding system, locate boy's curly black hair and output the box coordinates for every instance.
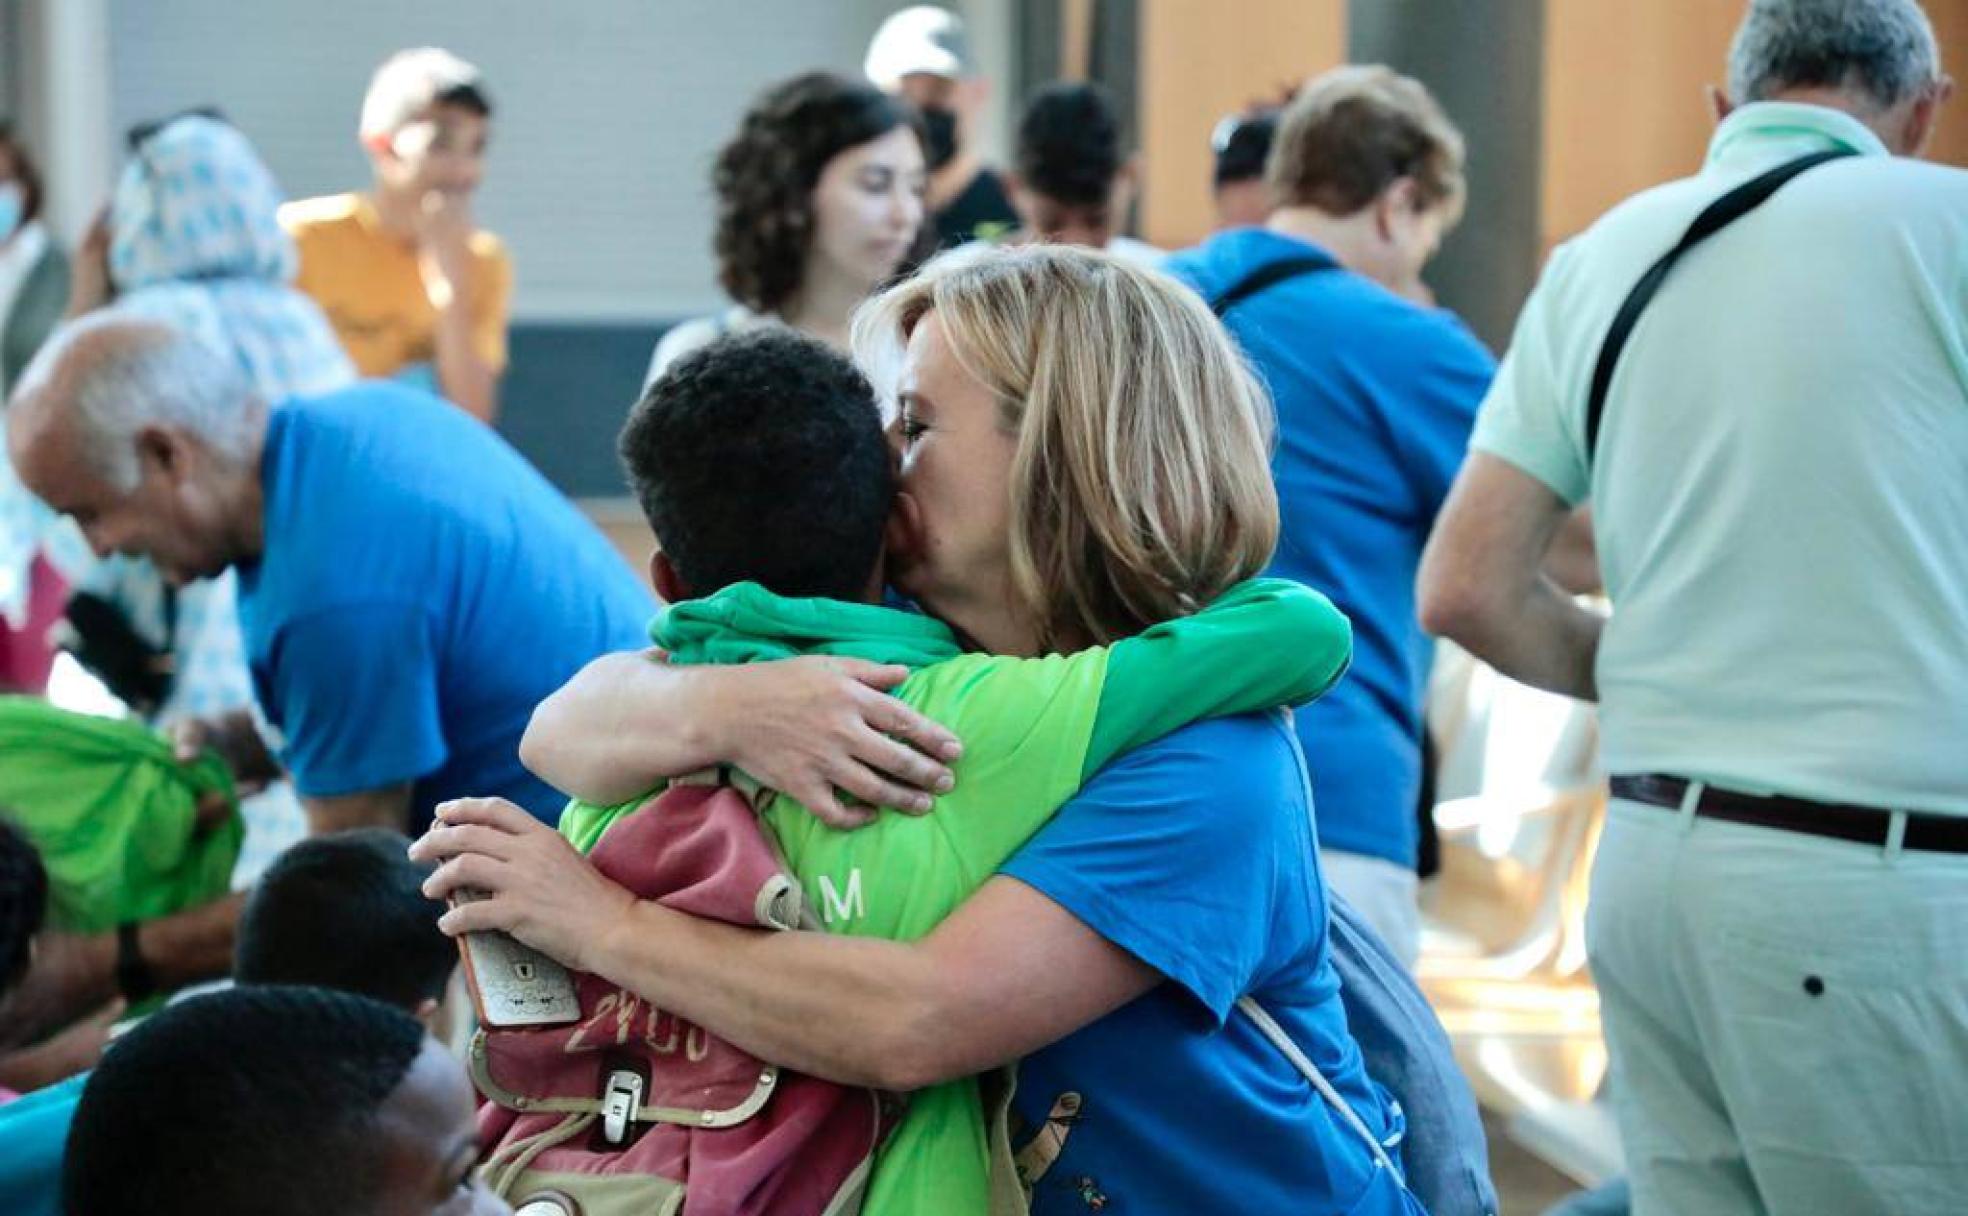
[620,327,893,603]
[65,986,429,1216]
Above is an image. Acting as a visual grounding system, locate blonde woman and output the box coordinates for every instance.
[424,247,1417,1215]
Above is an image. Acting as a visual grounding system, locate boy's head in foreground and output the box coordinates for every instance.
[619,327,895,605]
[64,985,508,1216]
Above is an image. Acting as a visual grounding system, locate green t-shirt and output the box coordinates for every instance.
[558,578,1351,1215]
[0,697,241,932]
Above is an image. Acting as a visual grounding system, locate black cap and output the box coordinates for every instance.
[1211,109,1279,187]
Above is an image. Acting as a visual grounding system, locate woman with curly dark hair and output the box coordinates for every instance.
[644,72,927,387]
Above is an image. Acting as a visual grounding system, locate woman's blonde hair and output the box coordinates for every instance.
[854,245,1279,651]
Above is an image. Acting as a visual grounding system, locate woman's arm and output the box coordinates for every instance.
[521,650,964,826]
[414,797,1155,1092]
[1085,577,1351,777]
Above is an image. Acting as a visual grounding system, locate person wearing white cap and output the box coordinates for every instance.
[865,5,1018,249]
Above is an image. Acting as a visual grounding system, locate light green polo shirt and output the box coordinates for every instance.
[1471,102,1968,814]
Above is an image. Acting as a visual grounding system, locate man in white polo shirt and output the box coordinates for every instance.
[1418,1,1965,1212]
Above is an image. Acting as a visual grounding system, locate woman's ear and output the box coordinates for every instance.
[885,490,927,570]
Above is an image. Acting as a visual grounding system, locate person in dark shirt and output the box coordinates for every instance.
[865,6,1018,248]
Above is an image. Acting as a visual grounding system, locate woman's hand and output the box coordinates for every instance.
[522,652,962,829]
[714,658,961,828]
[410,797,636,974]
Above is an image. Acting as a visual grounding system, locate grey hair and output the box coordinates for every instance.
[10,312,264,492]
[1728,0,1941,109]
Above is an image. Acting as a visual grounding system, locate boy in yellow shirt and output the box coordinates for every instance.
[282,48,511,422]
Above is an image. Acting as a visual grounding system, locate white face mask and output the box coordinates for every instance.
[0,182,23,244]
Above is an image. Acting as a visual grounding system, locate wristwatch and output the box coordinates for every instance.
[115,921,158,1004]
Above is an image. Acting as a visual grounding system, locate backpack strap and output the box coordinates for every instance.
[671,764,765,806]
[669,766,813,931]
[468,1029,781,1128]
[1584,147,1854,463]
[1237,996,1405,1180]
[1209,253,1341,317]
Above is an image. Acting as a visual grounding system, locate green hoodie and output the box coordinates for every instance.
[558,577,1351,1215]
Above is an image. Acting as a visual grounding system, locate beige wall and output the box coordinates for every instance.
[1931,0,1968,166]
[1135,0,1345,250]
[1542,0,1968,250]
[1541,0,1750,250]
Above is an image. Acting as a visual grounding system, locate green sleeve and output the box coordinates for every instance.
[557,793,650,854]
[1081,577,1352,780]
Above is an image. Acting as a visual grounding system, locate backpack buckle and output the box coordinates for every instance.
[600,1069,645,1146]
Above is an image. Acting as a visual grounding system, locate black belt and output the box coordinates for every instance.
[1610,773,1968,854]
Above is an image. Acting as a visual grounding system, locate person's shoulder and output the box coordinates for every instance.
[1811,154,1968,235]
[281,381,481,457]
[289,377,430,417]
[648,310,756,382]
[660,313,733,349]
[1082,712,1303,814]
[1157,244,1210,292]
[1556,170,1723,279]
[279,192,364,237]
[1116,711,1299,761]
[1382,295,1497,370]
[1105,235,1165,269]
[468,227,511,270]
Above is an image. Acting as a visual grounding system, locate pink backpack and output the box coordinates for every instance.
[469,773,900,1215]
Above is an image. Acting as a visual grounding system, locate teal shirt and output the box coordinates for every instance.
[0,1073,86,1216]
[1472,102,1968,813]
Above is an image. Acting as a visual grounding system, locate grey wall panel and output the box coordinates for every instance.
[1348,0,1543,352]
[497,320,668,499]
[105,0,924,322]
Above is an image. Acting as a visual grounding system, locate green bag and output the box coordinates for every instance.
[0,697,241,932]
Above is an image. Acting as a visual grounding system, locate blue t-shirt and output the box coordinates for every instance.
[1165,230,1495,866]
[1000,715,1416,1215]
[237,384,654,831]
[0,1073,85,1216]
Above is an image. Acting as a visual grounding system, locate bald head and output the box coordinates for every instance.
[7,313,269,583]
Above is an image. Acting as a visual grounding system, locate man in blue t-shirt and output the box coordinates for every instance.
[5,313,650,1021]
[1164,66,1495,964]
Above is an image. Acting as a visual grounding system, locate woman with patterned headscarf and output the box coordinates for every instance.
[0,114,355,881]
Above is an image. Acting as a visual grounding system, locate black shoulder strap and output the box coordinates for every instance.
[1209,253,1341,317]
[1584,148,1854,462]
